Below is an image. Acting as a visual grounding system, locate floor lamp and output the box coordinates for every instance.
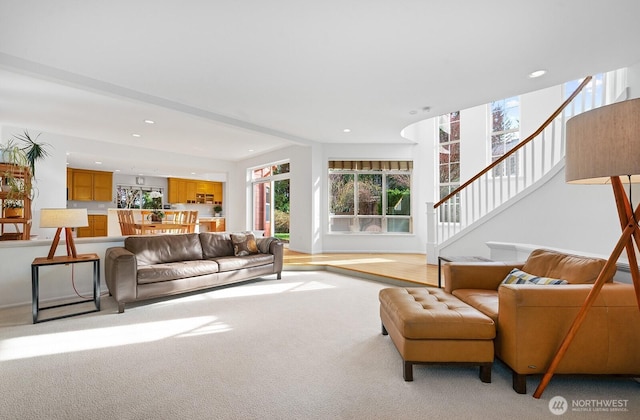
[39,208,89,259]
[533,97,640,398]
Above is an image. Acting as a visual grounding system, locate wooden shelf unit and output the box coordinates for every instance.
[0,163,32,240]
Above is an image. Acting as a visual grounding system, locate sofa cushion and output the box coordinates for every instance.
[452,289,499,323]
[501,268,568,285]
[212,254,275,272]
[137,260,220,284]
[231,232,259,256]
[125,233,203,266]
[199,232,235,258]
[522,248,610,284]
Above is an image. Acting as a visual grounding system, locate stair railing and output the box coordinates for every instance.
[427,75,599,257]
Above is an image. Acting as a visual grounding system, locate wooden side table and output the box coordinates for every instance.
[31,253,101,323]
[437,255,492,288]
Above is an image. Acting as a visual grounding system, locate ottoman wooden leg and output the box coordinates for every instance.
[479,363,492,383]
[381,322,388,335]
[403,361,413,381]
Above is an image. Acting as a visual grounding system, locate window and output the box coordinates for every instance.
[116,185,164,209]
[328,161,412,233]
[438,111,461,222]
[490,97,520,176]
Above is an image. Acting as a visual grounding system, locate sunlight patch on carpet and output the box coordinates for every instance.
[0,316,226,361]
[200,280,336,299]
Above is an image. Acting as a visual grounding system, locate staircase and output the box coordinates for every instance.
[426,69,629,264]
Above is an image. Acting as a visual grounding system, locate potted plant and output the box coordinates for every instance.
[13,130,51,178]
[1,130,50,198]
[143,191,165,221]
[3,199,24,218]
[213,205,223,217]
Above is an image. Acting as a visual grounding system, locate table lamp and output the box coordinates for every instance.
[534,97,640,398]
[40,208,88,259]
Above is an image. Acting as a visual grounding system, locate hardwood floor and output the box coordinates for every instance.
[283,249,439,286]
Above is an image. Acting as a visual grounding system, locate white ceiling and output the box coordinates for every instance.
[1,1,640,176]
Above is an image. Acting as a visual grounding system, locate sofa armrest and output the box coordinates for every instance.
[256,237,284,275]
[105,246,138,306]
[443,262,524,293]
[497,283,640,375]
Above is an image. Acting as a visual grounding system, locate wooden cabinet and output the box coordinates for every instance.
[0,163,32,240]
[213,218,225,232]
[76,214,108,237]
[168,178,222,204]
[186,181,197,202]
[167,178,179,203]
[66,167,73,200]
[200,218,225,232]
[93,171,112,201]
[213,183,223,203]
[68,168,113,201]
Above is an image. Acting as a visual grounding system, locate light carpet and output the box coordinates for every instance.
[0,271,638,419]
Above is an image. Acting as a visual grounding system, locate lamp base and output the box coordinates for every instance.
[46,227,78,259]
[533,176,640,398]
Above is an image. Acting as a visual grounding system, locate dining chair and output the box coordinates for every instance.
[117,210,139,235]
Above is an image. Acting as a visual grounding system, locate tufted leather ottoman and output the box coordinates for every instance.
[379,287,495,382]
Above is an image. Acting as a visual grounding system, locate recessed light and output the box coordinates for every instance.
[409,110,417,115]
[248,149,254,152]
[343,128,351,133]
[132,133,141,137]
[144,119,155,124]
[528,69,547,78]
[95,161,102,165]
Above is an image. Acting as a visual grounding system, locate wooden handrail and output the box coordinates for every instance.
[435,76,593,208]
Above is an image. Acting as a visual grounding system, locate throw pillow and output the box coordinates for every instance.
[501,268,568,285]
[231,232,259,256]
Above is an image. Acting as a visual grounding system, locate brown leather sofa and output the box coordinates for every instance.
[105,232,283,313]
[443,248,640,393]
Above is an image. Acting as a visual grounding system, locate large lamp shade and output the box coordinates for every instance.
[40,208,89,228]
[565,97,640,184]
[39,208,88,259]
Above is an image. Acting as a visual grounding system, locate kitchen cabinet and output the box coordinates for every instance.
[199,218,225,232]
[69,168,113,201]
[168,178,222,204]
[76,214,108,237]
[66,168,73,200]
